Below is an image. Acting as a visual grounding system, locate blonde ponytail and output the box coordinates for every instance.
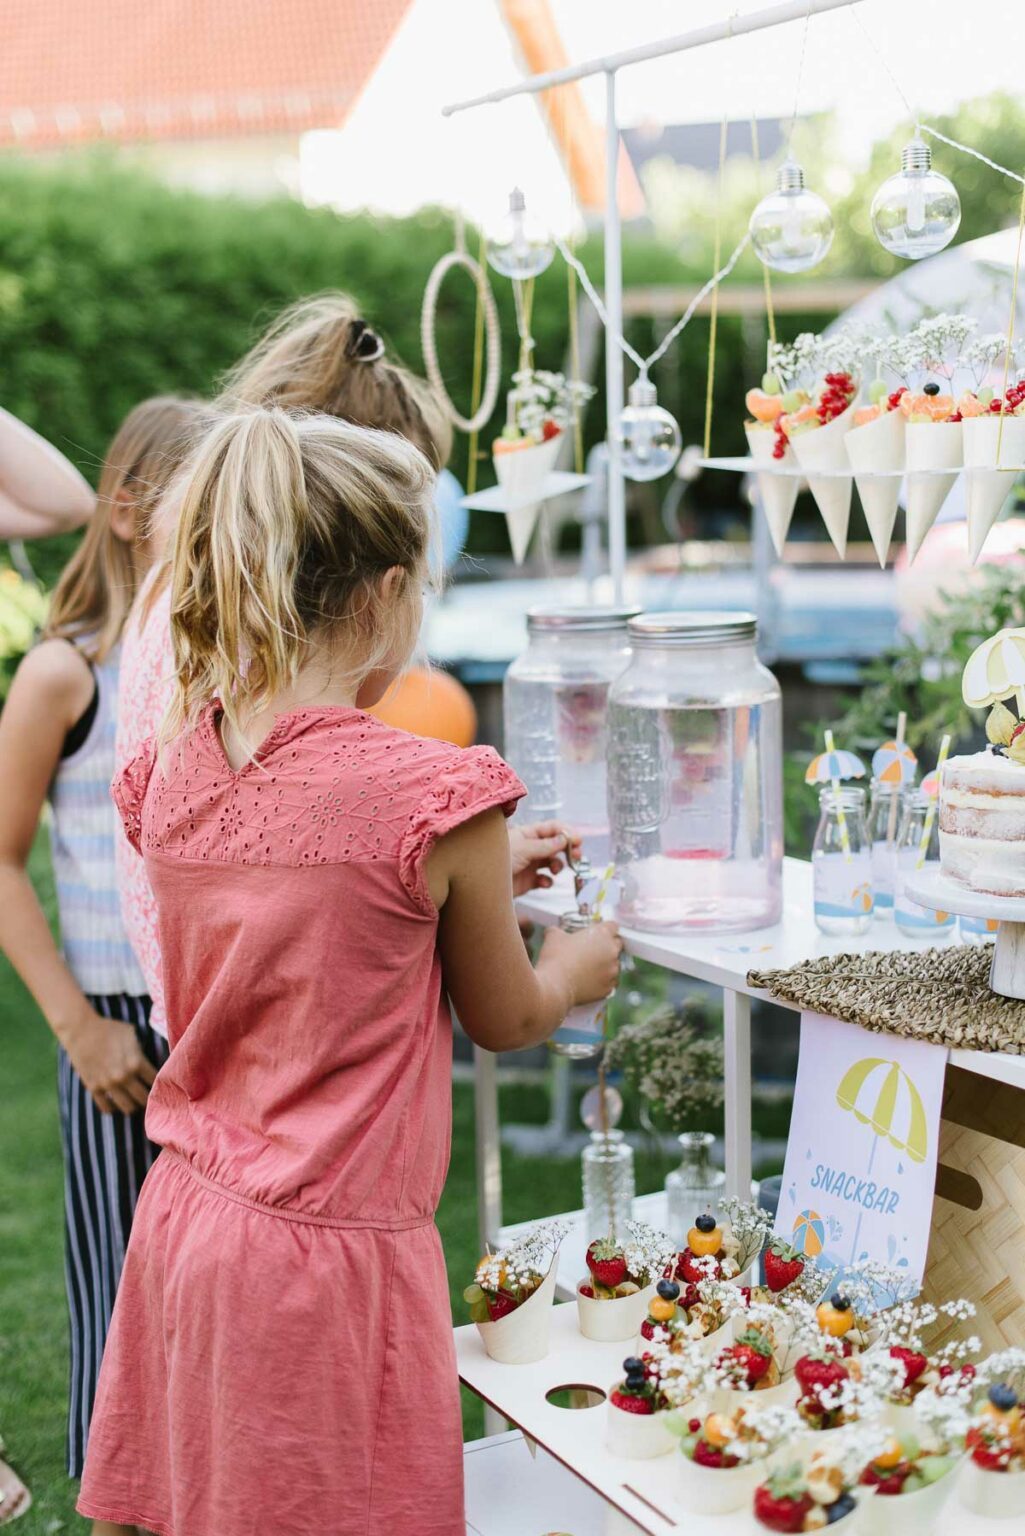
[163,407,434,750]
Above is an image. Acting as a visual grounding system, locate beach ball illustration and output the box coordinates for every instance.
[835,1057,928,1163]
[792,1209,825,1256]
[851,882,873,913]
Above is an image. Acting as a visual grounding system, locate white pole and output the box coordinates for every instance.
[604,70,626,604]
[442,0,866,115]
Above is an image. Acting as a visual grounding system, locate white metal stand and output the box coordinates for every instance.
[442,0,868,600]
[906,865,1025,1000]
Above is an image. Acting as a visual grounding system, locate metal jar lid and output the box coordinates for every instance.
[526,605,642,635]
[627,610,757,647]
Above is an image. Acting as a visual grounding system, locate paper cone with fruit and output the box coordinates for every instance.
[903,389,963,563]
[492,426,562,563]
[960,389,1025,563]
[844,385,906,567]
[745,379,800,557]
[785,372,858,558]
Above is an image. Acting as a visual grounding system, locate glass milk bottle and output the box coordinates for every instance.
[503,607,639,865]
[959,914,1000,946]
[546,911,609,1059]
[894,790,956,941]
[867,780,904,920]
[607,612,783,933]
[812,786,873,936]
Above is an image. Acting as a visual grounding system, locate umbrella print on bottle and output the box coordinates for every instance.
[835,1055,928,1265]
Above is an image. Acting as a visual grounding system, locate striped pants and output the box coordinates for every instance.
[56,991,169,1478]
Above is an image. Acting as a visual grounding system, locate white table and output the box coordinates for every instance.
[464,1428,645,1534]
[473,859,1025,1254]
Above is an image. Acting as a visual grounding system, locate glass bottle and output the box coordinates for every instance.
[959,915,1000,947]
[894,790,956,940]
[607,612,783,933]
[665,1131,727,1245]
[867,780,904,920]
[812,786,873,936]
[547,911,609,1059]
[581,1129,635,1242]
[503,606,639,866]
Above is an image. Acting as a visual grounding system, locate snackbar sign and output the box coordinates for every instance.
[775,1013,947,1285]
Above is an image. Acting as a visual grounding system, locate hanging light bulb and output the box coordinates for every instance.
[486,187,554,280]
[617,376,682,481]
[749,159,834,274]
[870,137,961,260]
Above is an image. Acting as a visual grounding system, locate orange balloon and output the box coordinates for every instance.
[368,667,477,747]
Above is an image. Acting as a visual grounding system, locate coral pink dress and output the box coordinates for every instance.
[78,705,523,1536]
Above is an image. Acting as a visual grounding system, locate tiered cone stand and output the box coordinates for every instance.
[788,400,857,558]
[844,409,906,567]
[963,415,1025,564]
[904,419,963,563]
[744,424,799,557]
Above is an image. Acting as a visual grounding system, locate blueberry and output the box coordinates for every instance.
[830,1292,851,1311]
[923,382,940,396]
[988,1383,1019,1412]
[695,1214,717,1233]
[622,1356,645,1375]
[657,1278,681,1301]
[827,1494,856,1523]
[625,1374,646,1391]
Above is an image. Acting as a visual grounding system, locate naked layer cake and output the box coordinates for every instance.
[940,749,1025,897]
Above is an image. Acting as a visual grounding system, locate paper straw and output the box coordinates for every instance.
[824,729,852,862]
[591,863,616,921]
[886,710,907,846]
[916,734,951,869]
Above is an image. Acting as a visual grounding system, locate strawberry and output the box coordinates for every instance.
[681,1284,702,1312]
[541,419,561,441]
[890,1345,929,1387]
[693,1439,737,1469]
[578,1284,595,1299]
[754,1479,814,1533]
[676,1247,721,1285]
[609,1388,653,1415]
[861,1464,910,1495]
[795,1354,848,1399]
[719,1329,773,1386]
[485,1292,519,1321]
[640,1318,656,1340]
[586,1238,627,1290]
[967,1427,1011,1472]
[764,1240,805,1294]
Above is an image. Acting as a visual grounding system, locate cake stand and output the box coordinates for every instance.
[905,866,1025,1000]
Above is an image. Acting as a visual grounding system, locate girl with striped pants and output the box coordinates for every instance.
[0,396,206,1484]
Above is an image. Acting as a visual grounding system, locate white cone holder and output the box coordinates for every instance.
[882,1399,921,1438]
[492,434,563,564]
[958,1459,1025,1519]
[577,1279,656,1343]
[865,1459,962,1535]
[904,420,963,563]
[677,1451,764,1515]
[604,1399,677,1460]
[789,401,856,558]
[845,409,906,567]
[962,415,1025,563]
[474,1261,558,1364]
[744,424,800,557]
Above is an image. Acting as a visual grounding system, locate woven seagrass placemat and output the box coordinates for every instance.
[747,943,1025,1055]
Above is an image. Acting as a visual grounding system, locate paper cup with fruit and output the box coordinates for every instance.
[959,390,1025,563]
[844,382,907,567]
[676,1200,775,1290]
[464,1219,569,1365]
[784,372,858,558]
[711,1315,797,1413]
[902,387,963,563]
[642,1273,750,1360]
[605,1351,679,1460]
[673,1402,801,1515]
[960,1380,1025,1519]
[859,1385,970,1536]
[745,375,802,558]
[577,1221,675,1344]
[753,1456,868,1533]
[868,1293,980,1436]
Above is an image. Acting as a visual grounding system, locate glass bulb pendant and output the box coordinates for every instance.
[749,159,834,274]
[486,187,554,280]
[617,376,682,481]
[870,138,961,260]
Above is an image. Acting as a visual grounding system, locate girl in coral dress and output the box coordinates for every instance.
[78,408,621,1536]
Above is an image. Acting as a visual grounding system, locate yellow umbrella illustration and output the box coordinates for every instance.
[835,1056,928,1164]
[962,628,1025,715]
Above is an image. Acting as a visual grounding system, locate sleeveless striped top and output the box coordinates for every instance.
[49,642,148,997]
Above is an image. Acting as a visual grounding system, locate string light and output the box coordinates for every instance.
[871,136,961,260]
[486,187,554,280]
[617,375,682,482]
[749,158,835,273]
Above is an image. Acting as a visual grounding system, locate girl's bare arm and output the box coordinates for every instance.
[0,407,95,537]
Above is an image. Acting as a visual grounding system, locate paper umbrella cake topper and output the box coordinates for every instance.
[962,628,1025,714]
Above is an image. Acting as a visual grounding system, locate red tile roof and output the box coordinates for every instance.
[0,0,414,148]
